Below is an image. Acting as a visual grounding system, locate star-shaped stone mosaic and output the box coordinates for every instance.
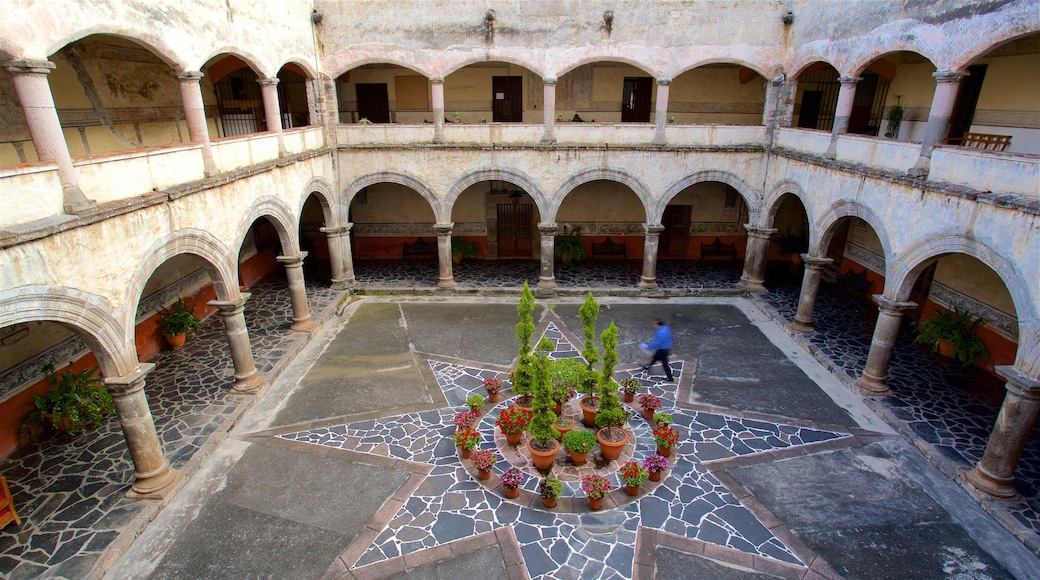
[278,322,852,578]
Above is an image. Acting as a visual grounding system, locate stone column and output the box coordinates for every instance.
[431,78,445,143]
[966,367,1040,498]
[538,223,557,289]
[103,363,184,499]
[321,224,356,289]
[854,295,917,395]
[258,77,288,156]
[825,76,860,158]
[763,75,796,146]
[208,294,267,394]
[787,255,834,333]
[434,223,455,288]
[276,252,317,332]
[541,77,557,144]
[4,59,95,213]
[653,78,671,145]
[738,225,777,292]
[909,71,965,177]
[177,71,219,177]
[639,224,665,289]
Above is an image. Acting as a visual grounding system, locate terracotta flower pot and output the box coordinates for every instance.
[554,418,575,441]
[596,428,629,462]
[460,447,473,459]
[514,396,534,418]
[505,487,519,499]
[505,430,522,446]
[588,497,603,511]
[553,402,563,416]
[648,470,661,482]
[657,444,672,457]
[623,392,634,403]
[487,392,500,404]
[625,484,639,496]
[579,396,599,427]
[642,407,655,421]
[569,449,590,466]
[543,498,557,509]
[163,332,187,349]
[478,468,491,481]
[527,439,559,470]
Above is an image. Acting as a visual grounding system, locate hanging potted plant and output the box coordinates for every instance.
[501,466,525,499]
[483,377,503,403]
[653,425,679,457]
[21,365,114,440]
[158,298,201,349]
[620,377,640,403]
[643,453,669,482]
[619,461,649,496]
[636,393,662,421]
[496,405,529,446]
[472,449,496,481]
[452,427,481,459]
[540,476,563,508]
[581,473,612,511]
[913,308,989,367]
[562,429,597,466]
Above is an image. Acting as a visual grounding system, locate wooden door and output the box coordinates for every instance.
[356,83,391,123]
[497,204,533,257]
[948,65,987,144]
[492,76,523,122]
[660,205,691,257]
[621,77,652,122]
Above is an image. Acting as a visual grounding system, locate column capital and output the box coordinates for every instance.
[538,223,558,235]
[995,366,1040,398]
[543,76,557,85]
[838,76,862,85]
[177,70,205,82]
[871,294,917,313]
[276,251,308,267]
[433,222,454,235]
[257,77,280,86]
[209,293,251,314]
[744,224,778,238]
[102,363,156,396]
[4,59,55,74]
[430,77,444,85]
[656,77,672,85]
[932,70,966,83]
[801,254,834,268]
[644,224,665,235]
[320,223,352,236]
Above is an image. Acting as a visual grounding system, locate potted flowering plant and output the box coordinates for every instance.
[466,394,485,413]
[562,429,597,466]
[483,377,504,403]
[642,453,669,481]
[619,461,649,495]
[619,377,640,403]
[581,473,612,510]
[472,449,496,480]
[453,410,478,430]
[636,392,662,420]
[540,476,563,508]
[653,425,679,457]
[496,405,530,445]
[452,427,481,458]
[501,466,525,498]
[652,412,672,428]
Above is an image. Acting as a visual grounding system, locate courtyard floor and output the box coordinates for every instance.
[0,260,1037,579]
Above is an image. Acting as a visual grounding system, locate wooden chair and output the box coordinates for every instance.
[0,476,20,529]
[945,132,1012,152]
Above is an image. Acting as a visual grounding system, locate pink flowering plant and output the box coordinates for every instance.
[642,453,669,473]
[454,410,478,430]
[472,449,496,471]
[636,393,662,411]
[581,474,612,500]
[483,377,504,396]
[501,466,525,489]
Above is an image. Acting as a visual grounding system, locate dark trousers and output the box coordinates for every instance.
[644,349,673,380]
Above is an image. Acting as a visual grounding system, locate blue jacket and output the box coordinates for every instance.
[648,325,672,350]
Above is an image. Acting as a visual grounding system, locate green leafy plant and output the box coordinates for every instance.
[595,322,628,434]
[540,476,563,501]
[451,238,477,259]
[357,117,372,125]
[555,113,565,122]
[452,112,462,122]
[884,95,904,139]
[159,299,201,339]
[652,412,672,428]
[527,338,560,447]
[549,357,585,404]
[465,393,485,413]
[554,225,586,264]
[21,365,114,438]
[512,282,536,398]
[579,293,600,371]
[913,308,989,367]
[562,428,597,453]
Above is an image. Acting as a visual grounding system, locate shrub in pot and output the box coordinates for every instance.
[913,308,989,367]
[21,365,114,439]
[159,298,201,348]
[562,429,597,465]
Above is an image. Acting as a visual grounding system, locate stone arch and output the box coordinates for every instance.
[445,167,548,223]
[236,196,300,257]
[555,55,663,79]
[655,170,759,224]
[764,179,812,227]
[788,57,842,80]
[343,171,443,222]
[299,177,337,226]
[0,286,135,377]
[46,28,184,70]
[848,47,939,78]
[949,20,1040,71]
[553,168,651,225]
[278,58,318,80]
[327,55,434,82]
[813,200,891,262]
[200,48,272,78]
[673,58,772,80]
[442,54,545,79]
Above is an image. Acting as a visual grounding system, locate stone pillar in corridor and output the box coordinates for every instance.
[258,77,288,156]
[431,78,445,143]
[434,223,455,288]
[276,252,317,332]
[824,76,860,158]
[854,295,917,395]
[208,294,267,394]
[738,225,776,292]
[4,59,95,213]
[639,224,665,289]
[909,71,965,177]
[966,367,1040,498]
[653,78,671,145]
[762,75,796,146]
[541,77,557,144]
[538,224,557,289]
[177,71,219,177]
[321,224,356,289]
[787,255,834,333]
[103,363,184,499]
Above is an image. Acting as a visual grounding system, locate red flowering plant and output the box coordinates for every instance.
[501,466,526,489]
[636,392,662,411]
[452,427,481,451]
[642,453,669,474]
[483,377,504,396]
[581,474,612,500]
[619,461,649,486]
[652,426,679,449]
[495,405,530,435]
[472,449,496,471]
[454,410,478,430]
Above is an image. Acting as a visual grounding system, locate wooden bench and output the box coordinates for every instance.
[0,476,19,530]
[590,237,627,262]
[402,237,437,260]
[945,132,1012,152]
[838,268,872,296]
[700,238,736,265]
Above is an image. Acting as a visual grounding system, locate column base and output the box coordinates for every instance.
[537,277,556,289]
[854,374,892,396]
[331,277,357,290]
[540,134,556,145]
[908,156,930,178]
[203,157,219,177]
[63,185,97,214]
[738,277,766,292]
[787,318,815,333]
[127,466,184,500]
[231,371,267,395]
[437,278,455,289]
[291,317,317,333]
[638,277,657,289]
[965,465,1018,499]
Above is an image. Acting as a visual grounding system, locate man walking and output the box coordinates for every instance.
[640,318,674,382]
